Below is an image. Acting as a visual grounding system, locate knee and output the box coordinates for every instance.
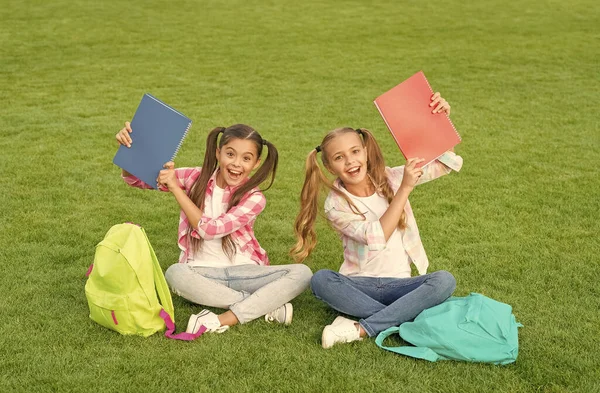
[285,263,313,290]
[432,270,456,296]
[295,263,314,286]
[164,263,188,288]
[310,269,337,297]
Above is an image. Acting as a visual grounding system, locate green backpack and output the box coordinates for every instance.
[85,223,205,339]
[375,293,523,364]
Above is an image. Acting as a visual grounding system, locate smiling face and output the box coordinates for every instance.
[323,132,370,194]
[215,138,261,188]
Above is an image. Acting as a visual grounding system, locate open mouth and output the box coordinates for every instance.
[227,168,242,181]
[346,166,361,176]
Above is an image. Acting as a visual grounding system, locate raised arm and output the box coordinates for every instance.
[325,158,424,250]
[157,163,265,240]
[379,158,424,241]
[158,162,203,220]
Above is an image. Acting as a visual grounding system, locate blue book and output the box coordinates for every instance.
[113,94,192,189]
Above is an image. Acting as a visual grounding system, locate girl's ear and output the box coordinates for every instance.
[215,147,220,162]
[252,158,261,170]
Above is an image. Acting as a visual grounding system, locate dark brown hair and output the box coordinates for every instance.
[188,124,278,259]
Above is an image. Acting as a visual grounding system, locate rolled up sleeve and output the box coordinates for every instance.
[122,167,201,192]
[122,174,155,189]
[387,151,463,186]
[435,151,463,172]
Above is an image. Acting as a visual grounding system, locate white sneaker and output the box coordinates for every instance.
[321,316,362,349]
[264,303,293,325]
[186,309,229,334]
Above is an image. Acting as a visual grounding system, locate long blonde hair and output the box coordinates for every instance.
[290,127,406,263]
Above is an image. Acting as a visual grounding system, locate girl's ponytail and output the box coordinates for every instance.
[261,140,279,192]
[290,149,326,263]
[187,126,226,254]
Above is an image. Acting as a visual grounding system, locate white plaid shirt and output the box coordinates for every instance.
[324,152,463,276]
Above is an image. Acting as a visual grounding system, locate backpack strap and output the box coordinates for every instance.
[375,326,446,362]
[126,224,204,341]
[140,226,207,341]
[139,226,175,318]
[159,309,206,341]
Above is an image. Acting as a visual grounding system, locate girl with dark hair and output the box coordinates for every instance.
[290,94,462,348]
[116,123,312,334]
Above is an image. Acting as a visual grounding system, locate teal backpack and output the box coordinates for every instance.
[376,293,523,364]
[85,223,205,340]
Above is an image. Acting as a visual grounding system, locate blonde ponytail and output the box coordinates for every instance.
[290,150,326,262]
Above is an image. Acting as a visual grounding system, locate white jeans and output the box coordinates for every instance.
[165,263,313,324]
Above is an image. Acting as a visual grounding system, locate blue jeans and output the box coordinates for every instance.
[310,270,456,337]
[165,263,312,324]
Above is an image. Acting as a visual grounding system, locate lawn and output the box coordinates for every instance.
[1,0,599,392]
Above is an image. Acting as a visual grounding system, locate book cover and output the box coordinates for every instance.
[374,71,461,166]
[113,94,192,189]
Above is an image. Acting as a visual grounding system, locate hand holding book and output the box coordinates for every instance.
[429,92,451,115]
[113,94,192,189]
[115,122,134,177]
[115,122,133,148]
[374,71,460,167]
[400,158,426,192]
[157,161,178,191]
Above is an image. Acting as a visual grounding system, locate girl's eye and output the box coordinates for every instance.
[334,156,342,161]
[353,149,360,154]
[227,152,234,157]
[244,157,251,162]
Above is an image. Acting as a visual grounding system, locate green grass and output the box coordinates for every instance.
[1,0,599,392]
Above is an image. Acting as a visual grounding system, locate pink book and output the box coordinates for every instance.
[374,71,461,166]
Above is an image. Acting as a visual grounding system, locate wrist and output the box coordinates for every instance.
[398,184,413,194]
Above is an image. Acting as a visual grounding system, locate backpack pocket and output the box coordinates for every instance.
[85,288,136,335]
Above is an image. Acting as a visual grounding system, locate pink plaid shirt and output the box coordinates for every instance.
[122,167,269,265]
[324,151,463,276]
